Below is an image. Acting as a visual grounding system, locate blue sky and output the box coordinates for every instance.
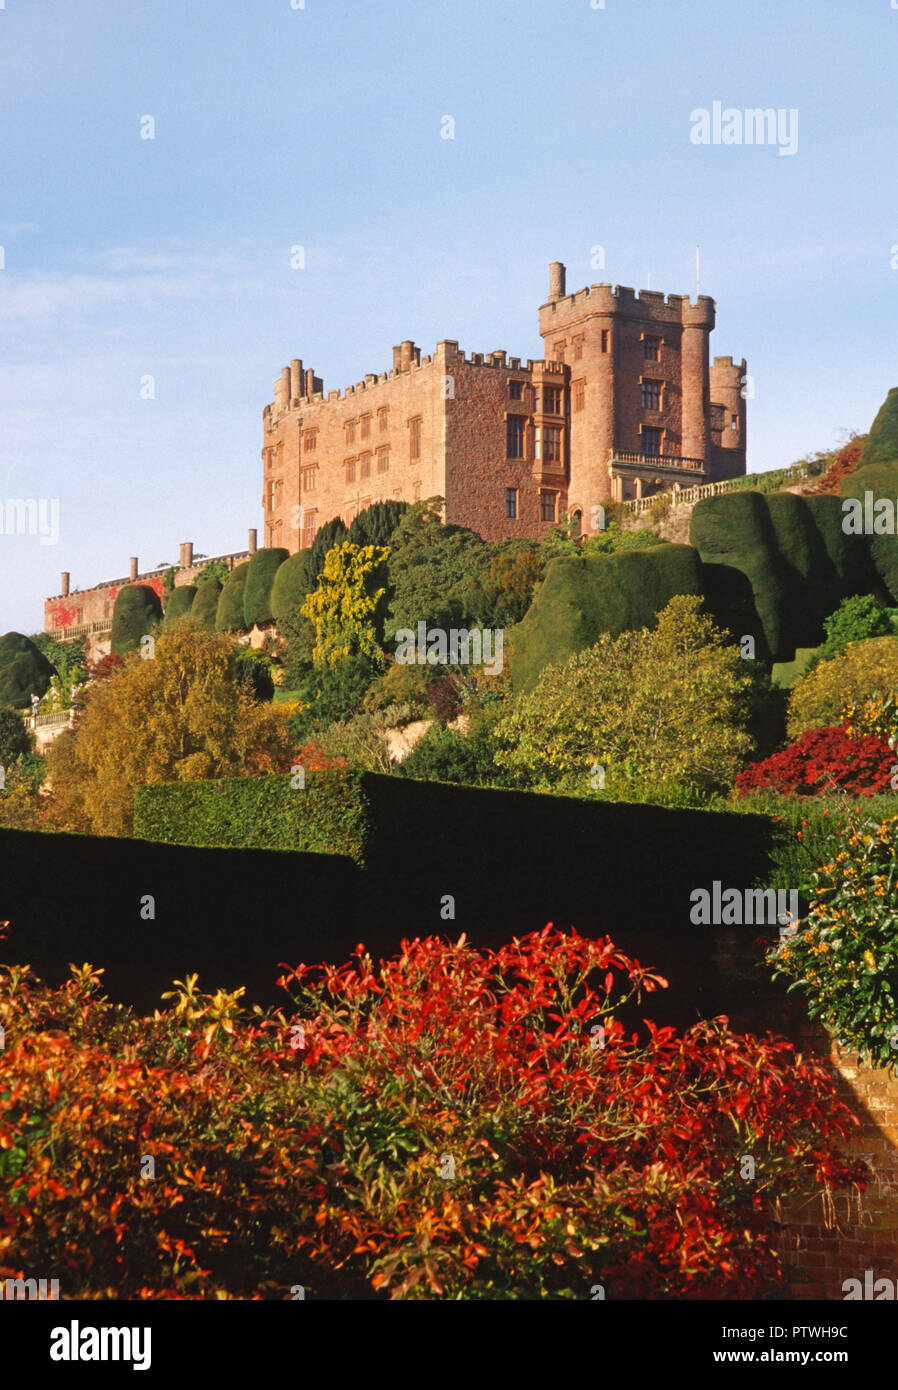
[1,0,897,634]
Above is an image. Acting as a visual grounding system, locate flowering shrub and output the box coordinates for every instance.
[841,692,898,751]
[769,816,898,1069]
[735,726,894,798]
[0,926,865,1299]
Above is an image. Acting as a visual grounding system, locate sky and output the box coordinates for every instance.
[1,0,897,635]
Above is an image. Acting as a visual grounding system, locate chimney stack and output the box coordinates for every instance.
[60,571,70,597]
[248,528,258,555]
[392,345,402,372]
[289,359,303,402]
[548,261,567,301]
[129,557,138,582]
[179,541,194,569]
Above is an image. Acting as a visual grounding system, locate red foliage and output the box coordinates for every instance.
[271,741,347,774]
[735,725,893,798]
[86,653,124,682]
[49,605,79,630]
[802,436,866,497]
[426,674,462,723]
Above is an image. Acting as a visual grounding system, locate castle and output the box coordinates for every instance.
[43,259,747,655]
[262,260,747,549]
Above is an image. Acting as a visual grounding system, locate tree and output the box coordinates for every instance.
[787,636,898,738]
[194,558,230,587]
[278,604,316,689]
[162,585,197,627]
[215,562,251,632]
[479,541,547,626]
[46,627,292,836]
[110,585,163,656]
[271,550,316,622]
[0,704,32,765]
[301,541,391,667]
[0,632,56,708]
[191,577,222,631]
[818,593,892,660]
[309,517,349,583]
[243,548,289,627]
[385,499,488,640]
[348,499,408,548]
[495,595,754,799]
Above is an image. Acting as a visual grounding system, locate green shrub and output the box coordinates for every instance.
[819,593,892,659]
[348,499,408,548]
[110,587,164,657]
[0,704,32,764]
[162,584,197,627]
[290,653,381,740]
[234,648,275,702]
[0,633,55,708]
[216,562,251,632]
[271,551,316,622]
[394,719,517,788]
[513,543,703,692]
[858,386,898,470]
[191,577,222,631]
[243,548,289,627]
[193,558,230,587]
[769,811,898,1068]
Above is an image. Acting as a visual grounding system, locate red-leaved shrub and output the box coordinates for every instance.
[0,927,866,1299]
[735,725,893,798]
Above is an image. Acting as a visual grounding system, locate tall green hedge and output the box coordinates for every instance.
[271,550,316,621]
[191,577,222,631]
[162,584,197,627]
[215,562,251,632]
[513,543,703,691]
[110,585,163,656]
[135,770,374,863]
[0,632,55,708]
[858,386,898,469]
[690,490,868,663]
[243,547,289,627]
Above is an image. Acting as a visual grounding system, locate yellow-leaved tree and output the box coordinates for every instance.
[47,626,291,836]
[301,541,391,668]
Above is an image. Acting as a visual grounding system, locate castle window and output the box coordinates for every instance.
[509,380,523,400]
[345,419,357,445]
[266,479,275,510]
[553,341,566,363]
[506,487,518,519]
[571,509,583,537]
[539,491,557,523]
[360,452,372,479]
[345,458,356,484]
[506,415,525,459]
[303,430,318,453]
[304,510,317,541]
[303,466,318,491]
[572,336,584,361]
[573,380,586,412]
[641,379,662,410]
[543,426,562,462]
[540,386,562,415]
[643,336,661,361]
[409,416,422,461]
[641,427,662,457]
[377,446,390,473]
[731,414,739,431]
[601,329,610,353]
[360,414,372,441]
[378,407,389,432]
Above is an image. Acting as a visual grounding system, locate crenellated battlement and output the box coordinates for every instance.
[539,279,716,326]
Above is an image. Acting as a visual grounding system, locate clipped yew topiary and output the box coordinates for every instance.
[271,550,316,622]
[215,562,251,633]
[110,585,163,656]
[243,548,289,628]
[162,584,197,627]
[0,632,55,708]
[858,386,898,470]
[191,577,222,631]
[513,542,703,692]
[348,499,408,548]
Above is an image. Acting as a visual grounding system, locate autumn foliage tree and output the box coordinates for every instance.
[301,541,391,668]
[495,594,754,799]
[46,627,291,836]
